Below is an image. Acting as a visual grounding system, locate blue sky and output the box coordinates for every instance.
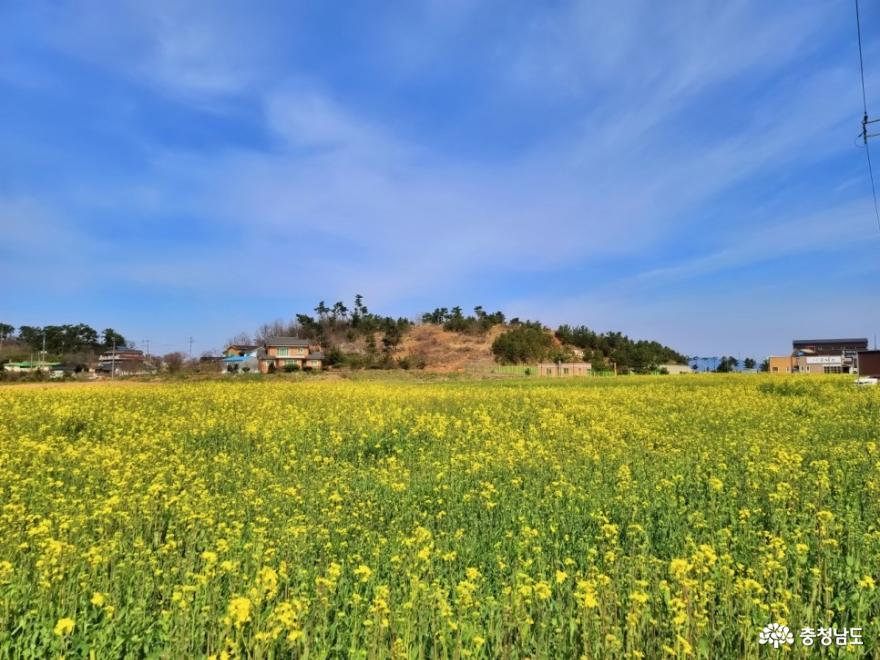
[2,1,879,358]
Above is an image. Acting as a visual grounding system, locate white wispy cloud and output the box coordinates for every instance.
[3,0,878,354]
[36,0,279,99]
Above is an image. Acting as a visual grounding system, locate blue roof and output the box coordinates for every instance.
[223,356,250,363]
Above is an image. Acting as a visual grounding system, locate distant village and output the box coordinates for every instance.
[1,305,878,381]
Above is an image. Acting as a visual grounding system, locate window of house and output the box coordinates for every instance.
[277,347,289,356]
[563,368,569,375]
[546,368,552,375]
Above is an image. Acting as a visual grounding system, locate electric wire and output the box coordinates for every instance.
[855,0,880,233]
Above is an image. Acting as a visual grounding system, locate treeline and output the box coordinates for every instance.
[297,296,412,347]
[489,322,688,373]
[233,295,411,348]
[555,324,687,372]
[421,306,505,334]
[712,356,760,372]
[0,323,127,357]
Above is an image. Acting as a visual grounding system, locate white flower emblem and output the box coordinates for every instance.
[759,623,794,648]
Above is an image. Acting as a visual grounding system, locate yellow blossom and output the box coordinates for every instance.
[227,597,252,627]
[53,618,75,637]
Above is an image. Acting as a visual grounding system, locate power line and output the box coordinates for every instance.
[855,0,880,233]
[856,0,869,115]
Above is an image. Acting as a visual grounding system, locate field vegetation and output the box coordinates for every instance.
[0,377,877,657]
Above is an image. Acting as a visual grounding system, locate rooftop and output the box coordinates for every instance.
[264,337,311,347]
[98,349,145,357]
[792,338,868,346]
[4,361,62,367]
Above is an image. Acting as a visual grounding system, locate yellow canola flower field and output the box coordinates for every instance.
[0,376,878,658]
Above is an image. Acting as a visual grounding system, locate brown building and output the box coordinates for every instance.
[792,338,868,354]
[537,362,591,377]
[97,348,149,375]
[259,337,323,372]
[791,338,866,374]
[768,356,794,374]
[768,339,868,375]
[857,350,880,378]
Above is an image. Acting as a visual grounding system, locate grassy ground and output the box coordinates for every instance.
[0,376,877,657]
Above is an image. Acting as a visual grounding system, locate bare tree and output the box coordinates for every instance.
[163,352,185,373]
[226,332,253,346]
[254,319,288,342]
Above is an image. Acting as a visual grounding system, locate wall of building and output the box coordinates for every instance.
[858,351,880,377]
[793,355,849,374]
[267,346,308,358]
[768,356,793,374]
[536,362,591,377]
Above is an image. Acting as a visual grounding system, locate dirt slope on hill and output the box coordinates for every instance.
[393,324,506,372]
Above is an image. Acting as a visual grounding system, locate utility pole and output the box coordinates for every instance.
[40,333,47,370]
[111,337,116,380]
[187,337,194,360]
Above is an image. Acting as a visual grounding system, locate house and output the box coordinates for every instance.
[222,345,261,373]
[224,344,259,357]
[259,337,323,372]
[3,361,61,373]
[97,348,148,375]
[536,362,591,377]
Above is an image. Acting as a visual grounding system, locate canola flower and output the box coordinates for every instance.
[52,618,74,637]
[0,376,878,657]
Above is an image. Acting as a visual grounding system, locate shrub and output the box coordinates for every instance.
[491,322,553,364]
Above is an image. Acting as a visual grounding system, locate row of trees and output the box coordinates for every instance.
[554,324,687,372]
[0,323,127,356]
[705,356,763,372]
[299,296,412,346]
[421,306,506,334]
